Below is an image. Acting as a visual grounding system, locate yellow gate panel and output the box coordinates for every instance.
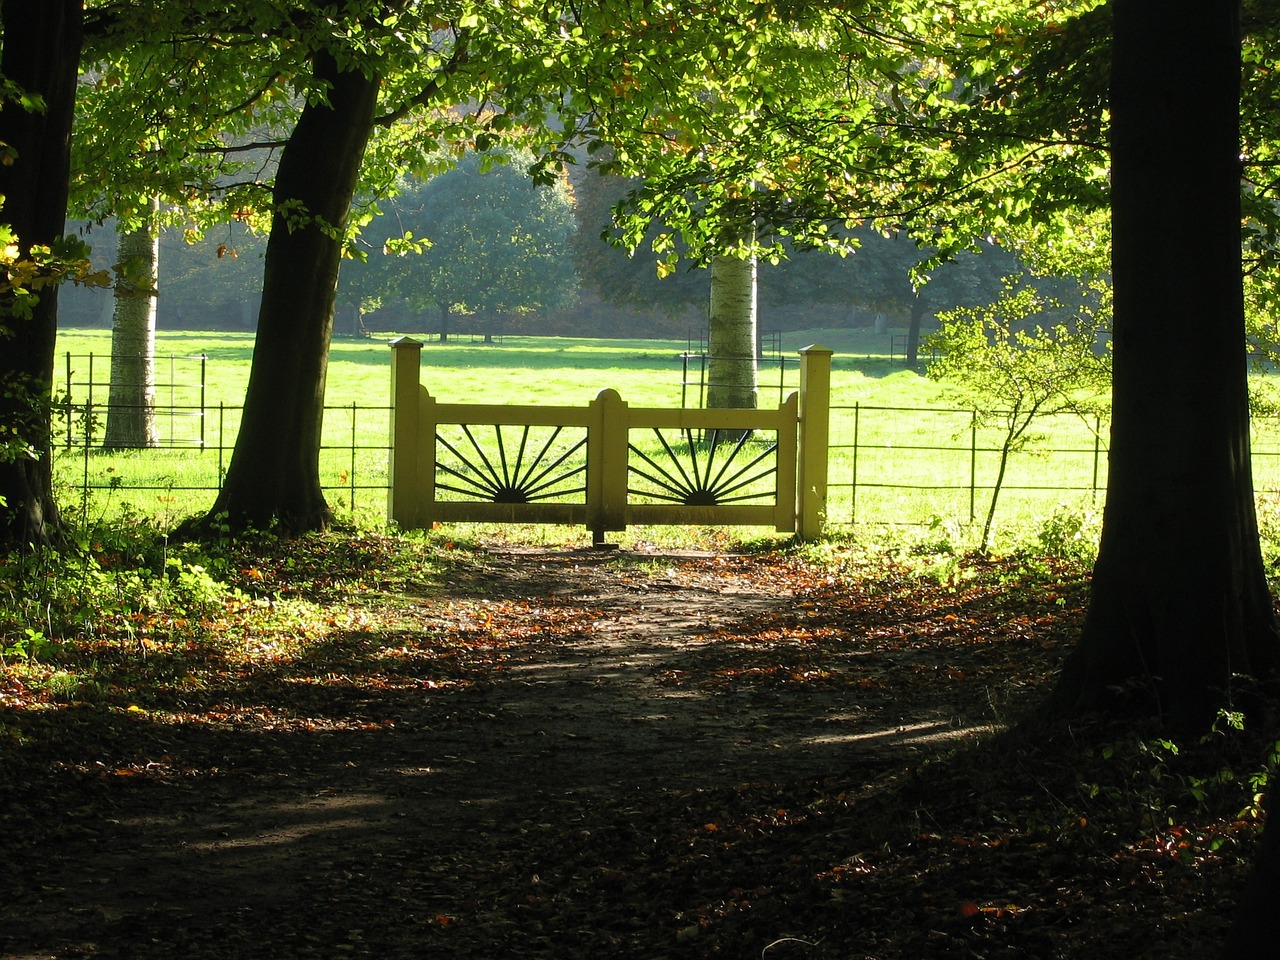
[388,339,831,541]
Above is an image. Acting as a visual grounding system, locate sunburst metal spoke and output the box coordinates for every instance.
[462,424,503,489]
[436,464,500,499]
[629,456,696,502]
[516,427,585,495]
[703,428,753,491]
[436,434,502,498]
[628,427,778,506]
[520,462,588,500]
[702,442,779,501]
[435,423,588,503]
[494,424,514,489]
[654,428,699,493]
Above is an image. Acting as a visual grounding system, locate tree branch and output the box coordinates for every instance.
[193,141,290,154]
[373,29,470,128]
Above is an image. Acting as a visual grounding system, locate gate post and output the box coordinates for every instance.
[389,337,424,528]
[797,344,833,540]
[588,388,629,545]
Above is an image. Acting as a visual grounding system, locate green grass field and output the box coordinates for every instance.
[51,326,1280,548]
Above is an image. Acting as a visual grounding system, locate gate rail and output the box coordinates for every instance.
[388,339,832,542]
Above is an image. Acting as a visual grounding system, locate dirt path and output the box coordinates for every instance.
[1,547,1032,960]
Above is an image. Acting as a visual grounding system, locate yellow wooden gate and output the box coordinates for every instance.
[388,339,832,542]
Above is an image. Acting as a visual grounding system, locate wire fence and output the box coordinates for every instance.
[57,353,392,520]
[56,400,393,522]
[53,352,1280,530]
[677,333,799,410]
[828,404,1109,527]
[61,351,212,450]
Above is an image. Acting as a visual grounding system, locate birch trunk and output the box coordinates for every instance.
[707,238,758,412]
[104,197,160,449]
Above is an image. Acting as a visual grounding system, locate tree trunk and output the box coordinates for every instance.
[1048,0,1279,729]
[0,0,83,546]
[191,52,379,535]
[104,198,160,449]
[438,301,450,343]
[334,299,361,338]
[905,293,928,369]
[707,237,758,411]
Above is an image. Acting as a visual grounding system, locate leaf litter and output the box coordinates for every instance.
[0,534,1263,958]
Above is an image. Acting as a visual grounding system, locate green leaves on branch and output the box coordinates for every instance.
[926,277,1112,420]
[925,275,1112,551]
[1,230,111,322]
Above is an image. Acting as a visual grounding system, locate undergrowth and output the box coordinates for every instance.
[2,507,1278,957]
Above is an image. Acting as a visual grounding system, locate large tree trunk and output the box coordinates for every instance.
[707,235,758,411]
[192,52,379,534]
[0,0,83,546]
[1048,0,1279,729]
[103,199,160,449]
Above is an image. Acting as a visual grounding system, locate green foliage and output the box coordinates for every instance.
[1032,504,1100,564]
[1078,710,1279,863]
[554,1,1115,274]
[0,509,245,669]
[1,230,111,322]
[925,276,1111,550]
[344,149,578,335]
[0,626,49,665]
[925,279,1112,412]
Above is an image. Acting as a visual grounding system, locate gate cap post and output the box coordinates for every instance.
[389,337,425,527]
[798,344,833,540]
[588,388,628,545]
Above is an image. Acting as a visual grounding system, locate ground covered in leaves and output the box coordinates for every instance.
[0,532,1268,958]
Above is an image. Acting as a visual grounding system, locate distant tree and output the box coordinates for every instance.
[905,244,1025,367]
[61,219,268,332]
[347,151,577,344]
[159,223,265,329]
[762,230,919,327]
[568,162,705,323]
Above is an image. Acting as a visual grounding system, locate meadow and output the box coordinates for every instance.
[52,325,1280,549]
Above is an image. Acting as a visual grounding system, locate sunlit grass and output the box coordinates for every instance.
[51,326,1280,548]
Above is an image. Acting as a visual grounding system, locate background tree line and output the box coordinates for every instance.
[57,160,1030,347]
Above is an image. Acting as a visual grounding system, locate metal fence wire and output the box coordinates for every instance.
[58,398,393,518]
[54,352,1280,527]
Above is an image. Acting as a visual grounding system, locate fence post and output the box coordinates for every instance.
[588,388,629,546]
[851,401,861,524]
[969,409,978,523]
[797,344,833,540]
[349,401,358,513]
[1092,413,1102,501]
[199,354,208,449]
[388,337,424,527]
[64,352,72,448]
